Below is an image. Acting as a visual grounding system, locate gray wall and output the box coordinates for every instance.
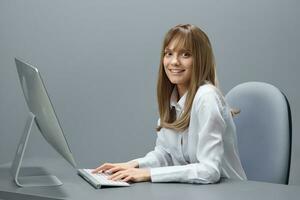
[1,0,299,184]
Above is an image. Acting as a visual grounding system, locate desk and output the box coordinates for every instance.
[0,158,299,200]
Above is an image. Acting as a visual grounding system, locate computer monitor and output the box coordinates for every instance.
[11,58,77,187]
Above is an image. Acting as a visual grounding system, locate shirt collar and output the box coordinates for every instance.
[170,87,187,110]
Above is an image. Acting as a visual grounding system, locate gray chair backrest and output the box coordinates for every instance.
[225,82,292,184]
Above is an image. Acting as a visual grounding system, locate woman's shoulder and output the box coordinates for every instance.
[195,83,223,98]
[193,83,226,108]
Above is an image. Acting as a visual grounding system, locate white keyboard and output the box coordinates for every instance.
[78,169,130,189]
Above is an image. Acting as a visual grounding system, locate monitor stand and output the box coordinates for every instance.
[10,112,62,187]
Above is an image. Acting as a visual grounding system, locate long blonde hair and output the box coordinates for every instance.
[157,24,217,132]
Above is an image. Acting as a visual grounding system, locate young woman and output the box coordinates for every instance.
[93,24,247,184]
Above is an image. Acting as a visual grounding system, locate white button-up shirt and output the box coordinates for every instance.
[136,84,247,184]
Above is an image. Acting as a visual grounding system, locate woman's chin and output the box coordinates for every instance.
[169,78,184,85]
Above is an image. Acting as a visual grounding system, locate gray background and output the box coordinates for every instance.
[0,0,299,184]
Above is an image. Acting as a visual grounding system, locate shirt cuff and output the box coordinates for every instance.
[135,157,151,168]
[150,164,219,183]
[150,166,181,182]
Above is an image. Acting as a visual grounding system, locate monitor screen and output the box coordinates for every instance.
[15,58,76,168]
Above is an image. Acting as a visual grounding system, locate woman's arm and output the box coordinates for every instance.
[93,120,172,177]
[106,130,174,182]
[150,92,226,184]
[135,122,173,168]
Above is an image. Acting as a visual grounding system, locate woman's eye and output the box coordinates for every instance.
[164,52,172,57]
[181,52,191,58]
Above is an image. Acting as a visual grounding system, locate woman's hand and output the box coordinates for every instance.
[108,168,151,183]
[92,160,138,174]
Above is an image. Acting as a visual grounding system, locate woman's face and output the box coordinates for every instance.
[163,39,193,92]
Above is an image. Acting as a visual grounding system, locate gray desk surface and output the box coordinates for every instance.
[0,158,300,200]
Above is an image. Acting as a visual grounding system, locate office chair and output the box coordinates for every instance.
[225,82,292,184]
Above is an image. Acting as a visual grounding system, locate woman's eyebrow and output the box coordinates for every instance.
[179,48,191,52]
[164,48,191,52]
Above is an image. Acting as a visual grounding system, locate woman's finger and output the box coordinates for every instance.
[108,170,124,180]
[122,176,133,182]
[108,166,122,174]
[92,163,113,173]
[110,172,128,181]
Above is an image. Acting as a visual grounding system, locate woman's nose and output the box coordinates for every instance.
[171,55,179,66]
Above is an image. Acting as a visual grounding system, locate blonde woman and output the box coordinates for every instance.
[93,24,247,184]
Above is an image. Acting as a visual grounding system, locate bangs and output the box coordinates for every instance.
[165,30,193,52]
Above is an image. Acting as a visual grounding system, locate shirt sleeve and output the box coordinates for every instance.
[150,92,226,184]
[135,120,173,168]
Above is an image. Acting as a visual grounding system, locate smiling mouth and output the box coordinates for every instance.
[169,69,185,74]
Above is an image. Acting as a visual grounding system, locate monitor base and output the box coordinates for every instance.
[16,175,62,187]
[10,112,63,187]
